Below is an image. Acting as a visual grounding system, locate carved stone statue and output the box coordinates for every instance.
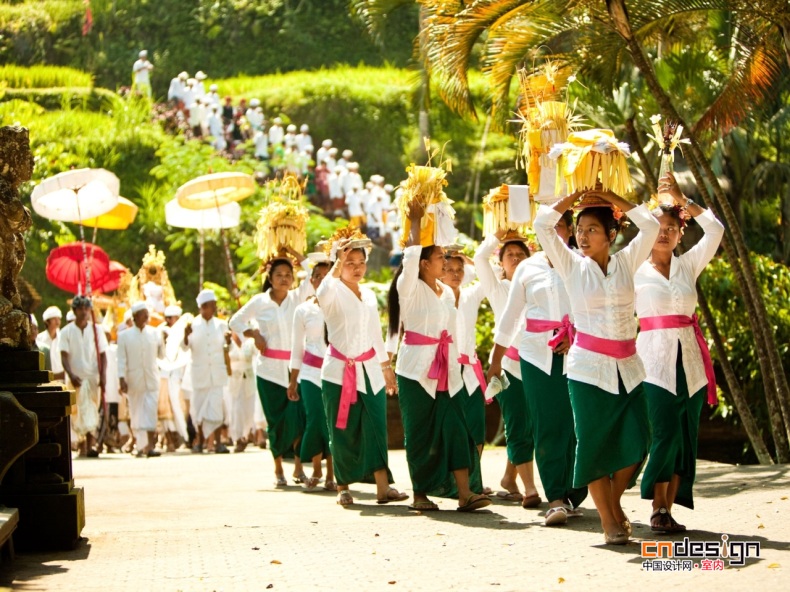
[0,125,35,349]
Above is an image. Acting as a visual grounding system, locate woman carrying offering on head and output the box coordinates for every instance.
[316,230,408,507]
[533,180,659,545]
[229,248,313,486]
[388,203,490,512]
[636,172,724,532]
[489,210,588,526]
[288,259,335,491]
[475,229,539,507]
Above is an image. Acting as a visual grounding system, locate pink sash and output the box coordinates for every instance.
[403,330,453,392]
[457,354,486,397]
[328,345,376,430]
[526,314,576,349]
[504,346,520,362]
[302,351,324,369]
[639,314,717,405]
[263,348,290,360]
[575,332,636,360]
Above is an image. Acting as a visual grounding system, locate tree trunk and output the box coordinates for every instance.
[696,284,775,464]
[624,116,658,190]
[606,0,790,460]
[417,5,430,163]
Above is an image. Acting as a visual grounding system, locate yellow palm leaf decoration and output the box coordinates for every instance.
[550,129,633,197]
[255,174,310,261]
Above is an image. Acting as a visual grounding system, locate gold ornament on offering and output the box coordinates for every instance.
[482,185,535,238]
[515,63,584,202]
[255,174,310,261]
[323,225,370,261]
[398,139,457,248]
[648,114,690,205]
[549,129,633,197]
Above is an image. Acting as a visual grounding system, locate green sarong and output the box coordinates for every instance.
[522,355,587,507]
[397,376,482,498]
[640,353,705,509]
[298,380,331,462]
[256,376,305,459]
[322,371,392,486]
[497,370,534,465]
[568,375,650,489]
[460,386,486,446]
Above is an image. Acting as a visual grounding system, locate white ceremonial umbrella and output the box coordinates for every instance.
[31,168,120,222]
[165,198,242,290]
[174,173,255,303]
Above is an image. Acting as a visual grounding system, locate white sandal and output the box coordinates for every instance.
[544,506,568,526]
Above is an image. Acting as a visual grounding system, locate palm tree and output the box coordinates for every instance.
[353,0,790,461]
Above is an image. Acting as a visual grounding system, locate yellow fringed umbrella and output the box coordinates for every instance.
[81,197,139,230]
[176,172,256,210]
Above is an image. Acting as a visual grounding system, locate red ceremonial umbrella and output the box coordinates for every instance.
[46,242,111,294]
[94,260,128,294]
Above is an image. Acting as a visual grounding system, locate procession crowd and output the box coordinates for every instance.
[30,161,723,545]
[145,57,403,249]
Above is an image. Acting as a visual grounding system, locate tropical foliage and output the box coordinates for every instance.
[352,0,790,463]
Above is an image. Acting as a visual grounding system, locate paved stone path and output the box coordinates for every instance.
[1,447,788,591]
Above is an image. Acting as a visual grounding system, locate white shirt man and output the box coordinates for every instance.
[295,125,313,153]
[316,139,332,165]
[284,124,298,150]
[37,305,64,379]
[168,72,187,103]
[342,163,363,196]
[132,50,154,97]
[268,117,284,146]
[328,167,343,201]
[60,297,108,456]
[117,302,164,456]
[194,71,207,98]
[158,305,190,446]
[207,106,226,151]
[246,100,264,131]
[182,79,197,110]
[254,130,269,160]
[337,149,353,170]
[324,147,338,171]
[182,289,230,453]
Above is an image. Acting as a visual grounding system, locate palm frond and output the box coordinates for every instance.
[482,4,577,124]
[421,0,527,117]
[694,24,788,136]
[350,0,416,43]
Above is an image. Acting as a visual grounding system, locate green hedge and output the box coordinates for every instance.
[0,0,417,93]
[0,87,115,111]
[0,63,92,88]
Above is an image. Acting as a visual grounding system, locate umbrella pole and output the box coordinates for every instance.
[219,227,241,307]
[199,229,205,289]
[213,195,240,307]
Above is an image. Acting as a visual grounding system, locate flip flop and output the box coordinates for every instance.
[293,473,309,485]
[521,493,542,509]
[408,500,439,511]
[336,490,354,507]
[274,476,288,487]
[304,477,320,491]
[457,494,491,512]
[544,506,568,526]
[377,488,409,504]
[323,480,337,492]
[496,491,524,502]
